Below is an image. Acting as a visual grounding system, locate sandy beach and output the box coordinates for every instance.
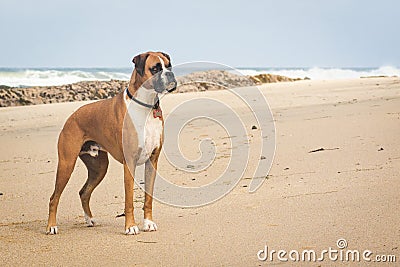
[0,77,399,266]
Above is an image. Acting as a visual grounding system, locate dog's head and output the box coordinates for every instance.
[133,51,177,93]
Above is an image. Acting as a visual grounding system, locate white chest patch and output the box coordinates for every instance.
[124,91,163,166]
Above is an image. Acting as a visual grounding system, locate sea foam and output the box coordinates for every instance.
[237,66,400,80]
[0,68,131,87]
[0,66,398,87]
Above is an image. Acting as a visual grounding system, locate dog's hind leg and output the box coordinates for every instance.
[79,150,109,227]
[46,129,82,235]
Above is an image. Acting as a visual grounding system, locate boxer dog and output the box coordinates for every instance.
[46,51,176,235]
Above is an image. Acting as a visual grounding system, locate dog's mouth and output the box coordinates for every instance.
[154,80,177,93]
[152,70,177,93]
[166,81,177,92]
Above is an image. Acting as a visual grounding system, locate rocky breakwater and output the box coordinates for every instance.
[0,80,128,107]
[249,73,308,83]
[0,71,304,107]
[176,70,256,92]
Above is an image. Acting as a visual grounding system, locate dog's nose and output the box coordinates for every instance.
[165,72,177,92]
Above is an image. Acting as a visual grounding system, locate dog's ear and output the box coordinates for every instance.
[161,52,170,61]
[132,53,149,76]
[160,52,171,67]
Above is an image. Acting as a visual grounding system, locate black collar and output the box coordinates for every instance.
[126,88,159,109]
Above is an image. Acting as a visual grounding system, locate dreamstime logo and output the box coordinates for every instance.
[122,61,276,207]
[336,238,348,249]
[257,239,397,263]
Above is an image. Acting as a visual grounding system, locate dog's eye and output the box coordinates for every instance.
[150,64,161,74]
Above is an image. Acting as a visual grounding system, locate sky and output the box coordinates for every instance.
[0,0,399,68]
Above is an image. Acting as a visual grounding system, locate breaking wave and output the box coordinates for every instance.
[0,68,131,87]
[1,66,398,87]
[237,66,400,80]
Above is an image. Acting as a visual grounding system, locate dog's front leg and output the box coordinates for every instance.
[124,163,139,235]
[143,150,160,232]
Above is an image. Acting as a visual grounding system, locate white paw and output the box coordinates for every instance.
[143,219,158,232]
[125,226,140,235]
[84,213,96,227]
[46,226,58,235]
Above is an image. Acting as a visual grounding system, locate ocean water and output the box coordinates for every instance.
[238,66,400,81]
[0,66,399,88]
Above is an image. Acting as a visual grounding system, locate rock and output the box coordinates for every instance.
[177,70,255,92]
[96,89,107,98]
[249,73,303,84]
[0,70,301,107]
